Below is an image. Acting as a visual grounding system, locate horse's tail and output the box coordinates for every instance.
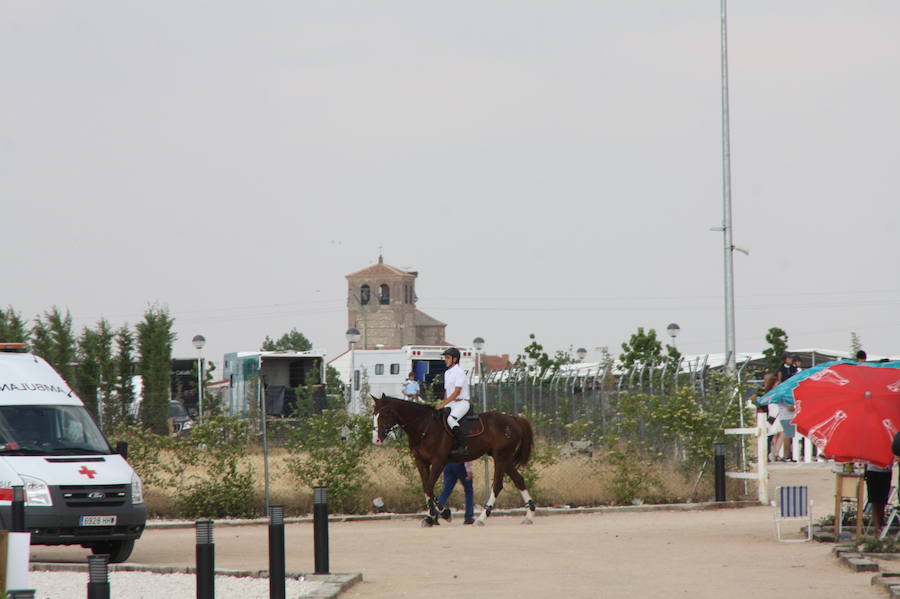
[513,416,534,467]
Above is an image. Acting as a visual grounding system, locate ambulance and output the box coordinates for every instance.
[0,344,146,562]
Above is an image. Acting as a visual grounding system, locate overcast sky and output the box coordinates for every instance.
[3,1,899,374]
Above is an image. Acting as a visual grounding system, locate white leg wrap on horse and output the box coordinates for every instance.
[521,490,535,524]
[475,490,496,525]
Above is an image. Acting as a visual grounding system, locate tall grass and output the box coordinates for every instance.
[142,446,726,518]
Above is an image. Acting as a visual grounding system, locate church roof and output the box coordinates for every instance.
[414,309,446,327]
[345,262,416,279]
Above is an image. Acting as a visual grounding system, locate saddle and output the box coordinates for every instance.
[436,406,484,438]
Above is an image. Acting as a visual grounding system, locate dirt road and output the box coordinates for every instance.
[31,462,881,599]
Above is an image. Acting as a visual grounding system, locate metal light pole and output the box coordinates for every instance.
[192,335,206,421]
[473,337,490,507]
[720,0,736,374]
[346,328,361,414]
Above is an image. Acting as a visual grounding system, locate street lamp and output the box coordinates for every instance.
[666,323,680,348]
[345,328,361,414]
[576,347,587,362]
[472,336,490,507]
[192,335,206,421]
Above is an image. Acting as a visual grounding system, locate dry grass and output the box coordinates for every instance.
[143,446,739,518]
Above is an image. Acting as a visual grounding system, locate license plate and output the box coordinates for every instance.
[79,516,116,526]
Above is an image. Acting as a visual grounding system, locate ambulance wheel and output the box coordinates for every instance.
[91,539,135,563]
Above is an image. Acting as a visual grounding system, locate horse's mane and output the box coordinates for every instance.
[378,394,434,413]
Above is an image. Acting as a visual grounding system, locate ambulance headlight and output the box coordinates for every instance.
[131,472,144,504]
[19,474,53,507]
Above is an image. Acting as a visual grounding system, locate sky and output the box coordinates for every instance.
[2,1,899,375]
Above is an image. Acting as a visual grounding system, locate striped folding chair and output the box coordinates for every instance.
[772,485,813,542]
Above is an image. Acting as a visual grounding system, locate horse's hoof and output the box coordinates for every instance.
[475,520,486,526]
[440,507,452,521]
[521,518,534,525]
[422,516,437,527]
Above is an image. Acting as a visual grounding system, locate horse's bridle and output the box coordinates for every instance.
[374,409,399,442]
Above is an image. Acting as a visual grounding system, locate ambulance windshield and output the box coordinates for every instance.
[0,405,111,454]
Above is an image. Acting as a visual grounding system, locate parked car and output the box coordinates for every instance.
[169,401,193,437]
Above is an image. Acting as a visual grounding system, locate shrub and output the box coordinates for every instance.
[282,410,372,513]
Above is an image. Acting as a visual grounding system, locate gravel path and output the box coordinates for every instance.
[26,571,323,599]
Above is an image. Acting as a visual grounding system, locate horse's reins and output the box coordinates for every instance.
[377,408,432,448]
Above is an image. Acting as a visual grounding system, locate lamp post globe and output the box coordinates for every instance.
[345,328,361,345]
[192,335,206,350]
[576,347,587,362]
[666,323,680,340]
[473,337,485,352]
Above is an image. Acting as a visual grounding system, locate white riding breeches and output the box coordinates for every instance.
[447,400,470,428]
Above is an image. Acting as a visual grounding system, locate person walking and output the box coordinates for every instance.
[401,372,420,401]
[435,347,470,457]
[773,353,798,461]
[436,461,475,525]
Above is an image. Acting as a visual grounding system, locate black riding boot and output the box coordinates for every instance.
[449,426,468,457]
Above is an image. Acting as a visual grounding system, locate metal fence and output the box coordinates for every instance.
[473,355,755,447]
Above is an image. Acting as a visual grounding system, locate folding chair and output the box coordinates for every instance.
[879,487,900,539]
[772,485,813,542]
[863,486,897,537]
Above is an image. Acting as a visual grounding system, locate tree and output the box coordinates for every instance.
[664,344,682,374]
[76,319,115,422]
[260,329,312,352]
[762,327,789,373]
[137,305,176,434]
[515,334,554,372]
[31,307,78,382]
[619,327,663,370]
[111,325,136,428]
[850,332,863,358]
[0,307,30,344]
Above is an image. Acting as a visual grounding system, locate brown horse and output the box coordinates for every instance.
[372,394,536,525]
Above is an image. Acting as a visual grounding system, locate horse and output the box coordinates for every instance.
[372,394,536,526]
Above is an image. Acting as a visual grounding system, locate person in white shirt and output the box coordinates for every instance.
[435,347,470,457]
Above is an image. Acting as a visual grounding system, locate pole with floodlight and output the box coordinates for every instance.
[192,335,206,422]
[345,328,361,414]
[473,337,490,508]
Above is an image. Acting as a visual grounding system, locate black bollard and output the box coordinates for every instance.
[87,554,110,599]
[313,486,329,575]
[11,485,25,532]
[268,505,285,599]
[7,590,35,599]
[714,442,727,502]
[196,520,215,599]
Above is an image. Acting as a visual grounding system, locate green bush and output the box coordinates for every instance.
[114,416,257,519]
[282,409,372,513]
[175,416,256,518]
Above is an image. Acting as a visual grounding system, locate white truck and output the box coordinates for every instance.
[0,344,146,562]
[331,345,476,414]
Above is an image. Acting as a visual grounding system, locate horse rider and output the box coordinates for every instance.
[435,347,470,457]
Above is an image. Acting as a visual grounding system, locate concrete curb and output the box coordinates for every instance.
[145,499,758,529]
[31,563,362,599]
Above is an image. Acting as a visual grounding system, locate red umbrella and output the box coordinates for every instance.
[792,362,900,468]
